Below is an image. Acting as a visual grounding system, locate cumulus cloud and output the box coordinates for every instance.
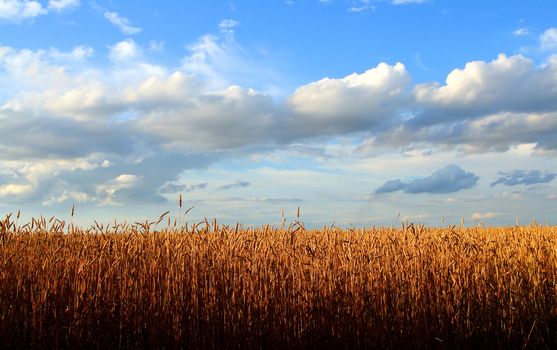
[0,43,223,205]
[48,0,79,11]
[373,53,557,154]
[134,84,276,151]
[378,111,557,154]
[220,181,250,190]
[0,0,79,22]
[108,39,141,63]
[376,165,479,194]
[3,41,557,160]
[540,28,557,52]
[0,183,33,197]
[0,0,45,21]
[285,62,411,139]
[104,11,142,35]
[43,189,88,206]
[540,28,557,51]
[48,46,93,62]
[412,54,557,127]
[0,151,218,205]
[0,110,139,159]
[490,170,557,187]
[0,0,46,20]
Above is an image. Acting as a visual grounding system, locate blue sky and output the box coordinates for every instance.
[1,0,556,227]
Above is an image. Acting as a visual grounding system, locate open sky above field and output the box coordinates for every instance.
[1,0,556,227]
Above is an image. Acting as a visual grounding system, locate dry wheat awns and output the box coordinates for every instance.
[0,214,556,349]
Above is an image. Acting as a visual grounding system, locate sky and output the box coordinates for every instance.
[1,0,556,227]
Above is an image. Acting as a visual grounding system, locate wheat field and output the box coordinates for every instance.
[1,212,556,349]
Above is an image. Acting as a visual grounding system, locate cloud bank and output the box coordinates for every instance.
[1,24,557,207]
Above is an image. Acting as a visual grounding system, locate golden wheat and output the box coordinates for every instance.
[0,214,556,349]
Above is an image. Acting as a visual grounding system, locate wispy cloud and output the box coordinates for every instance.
[220,181,251,190]
[391,0,427,5]
[218,18,239,33]
[348,0,374,12]
[160,182,207,194]
[181,27,285,94]
[512,28,530,37]
[491,170,557,187]
[104,11,142,35]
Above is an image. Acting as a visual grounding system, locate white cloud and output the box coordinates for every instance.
[43,189,88,205]
[471,212,498,221]
[108,39,141,63]
[122,71,195,105]
[104,11,142,35]
[0,183,33,196]
[0,0,79,22]
[540,28,557,52]
[48,0,79,11]
[412,54,557,126]
[48,45,93,62]
[135,84,275,151]
[3,40,557,159]
[286,62,411,138]
[0,0,46,21]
